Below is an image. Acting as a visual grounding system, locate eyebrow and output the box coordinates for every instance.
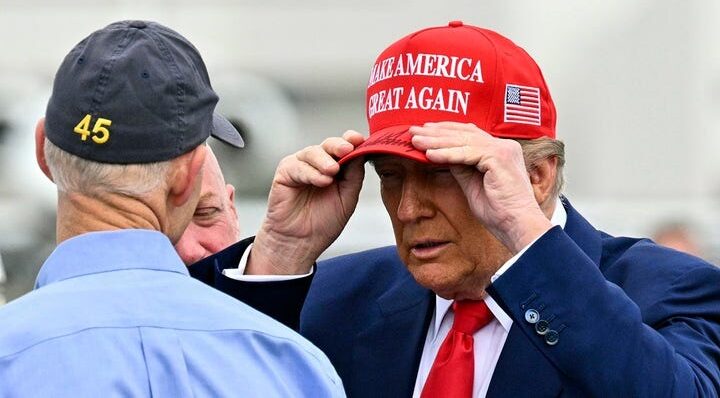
[198,191,218,204]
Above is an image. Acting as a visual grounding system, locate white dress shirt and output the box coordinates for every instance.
[225,200,567,397]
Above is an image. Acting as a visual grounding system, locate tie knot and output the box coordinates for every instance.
[451,300,493,335]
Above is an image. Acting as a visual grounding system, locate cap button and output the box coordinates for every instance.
[448,20,464,27]
[129,20,147,29]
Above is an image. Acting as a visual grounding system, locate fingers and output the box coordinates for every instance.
[409,122,483,136]
[297,131,365,173]
[449,164,479,192]
[320,137,355,159]
[410,123,490,153]
[340,157,366,184]
[411,132,470,152]
[410,124,485,167]
[342,130,366,147]
[337,157,366,213]
[409,122,524,171]
[425,146,482,167]
[313,132,365,161]
[276,155,335,188]
[296,145,341,176]
[276,132,366,189]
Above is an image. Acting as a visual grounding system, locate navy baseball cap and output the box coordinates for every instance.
[44,20,244,164]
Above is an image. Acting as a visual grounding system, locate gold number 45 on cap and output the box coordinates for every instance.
[73,114,112,144]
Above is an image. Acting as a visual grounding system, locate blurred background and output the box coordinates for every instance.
[1,0,719,303]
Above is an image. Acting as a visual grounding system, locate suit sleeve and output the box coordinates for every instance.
[487,226,720,397]
[189,236,314,331]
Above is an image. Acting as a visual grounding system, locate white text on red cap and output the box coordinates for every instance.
[367,53,484,88]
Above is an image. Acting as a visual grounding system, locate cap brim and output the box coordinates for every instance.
[337,125,429,166]
[211,113,245,148]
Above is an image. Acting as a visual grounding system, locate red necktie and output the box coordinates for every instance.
[421,300,494,398]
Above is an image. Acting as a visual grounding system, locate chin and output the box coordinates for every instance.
[408,261,462,295]
[406,260,487,300]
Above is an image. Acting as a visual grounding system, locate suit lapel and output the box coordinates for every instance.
[351,272,433,398]
[561,197,602,266]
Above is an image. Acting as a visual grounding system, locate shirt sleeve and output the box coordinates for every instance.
[222,243,315,282]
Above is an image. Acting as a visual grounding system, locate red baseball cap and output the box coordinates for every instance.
[338,21,556,165]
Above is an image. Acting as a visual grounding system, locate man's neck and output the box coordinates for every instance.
[541,196,558,221]
[56,191,163,243]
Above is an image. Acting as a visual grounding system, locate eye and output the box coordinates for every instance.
[377,170,397,180]
[376,168,402,182]
[194,207,220,219]
[430,167,451,175]
[429,167,453,178]
[428,167,455,184]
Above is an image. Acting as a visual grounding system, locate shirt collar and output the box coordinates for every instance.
[431,198,567,337]
[552,197,568,231]
[433,294,513,335]
[35,229,188,288]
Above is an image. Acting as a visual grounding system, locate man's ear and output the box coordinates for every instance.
[35,118,54,182]
[528,156,558,208]
[169,145,207,207]
[226,183,237,213]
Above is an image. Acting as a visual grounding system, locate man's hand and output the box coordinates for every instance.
[410,122,552,254]
[247,131,366,275]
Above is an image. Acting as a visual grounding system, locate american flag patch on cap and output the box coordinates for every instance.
[504,84,541,126]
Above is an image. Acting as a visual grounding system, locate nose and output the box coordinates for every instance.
[175,231,208,266]
[396,177,434,223]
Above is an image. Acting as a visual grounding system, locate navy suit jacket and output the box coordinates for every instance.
[191,200,720,397]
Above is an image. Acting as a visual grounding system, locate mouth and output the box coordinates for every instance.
[409,239,450,259]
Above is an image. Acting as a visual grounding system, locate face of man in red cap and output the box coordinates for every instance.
[372,153,514,299]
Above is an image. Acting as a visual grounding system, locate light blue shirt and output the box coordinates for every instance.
[0,230,344,397]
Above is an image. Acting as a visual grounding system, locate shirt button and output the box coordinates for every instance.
[524,309,540,324]
[545,330,560,346]
[535,319,549,335]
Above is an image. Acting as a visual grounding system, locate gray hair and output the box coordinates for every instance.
[517,137,566,197]
[44,139,171,197]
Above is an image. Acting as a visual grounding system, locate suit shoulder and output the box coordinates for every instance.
[599,233,720,311]
[601,233,716,277]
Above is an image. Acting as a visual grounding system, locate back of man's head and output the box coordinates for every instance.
[35,20,243,243]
